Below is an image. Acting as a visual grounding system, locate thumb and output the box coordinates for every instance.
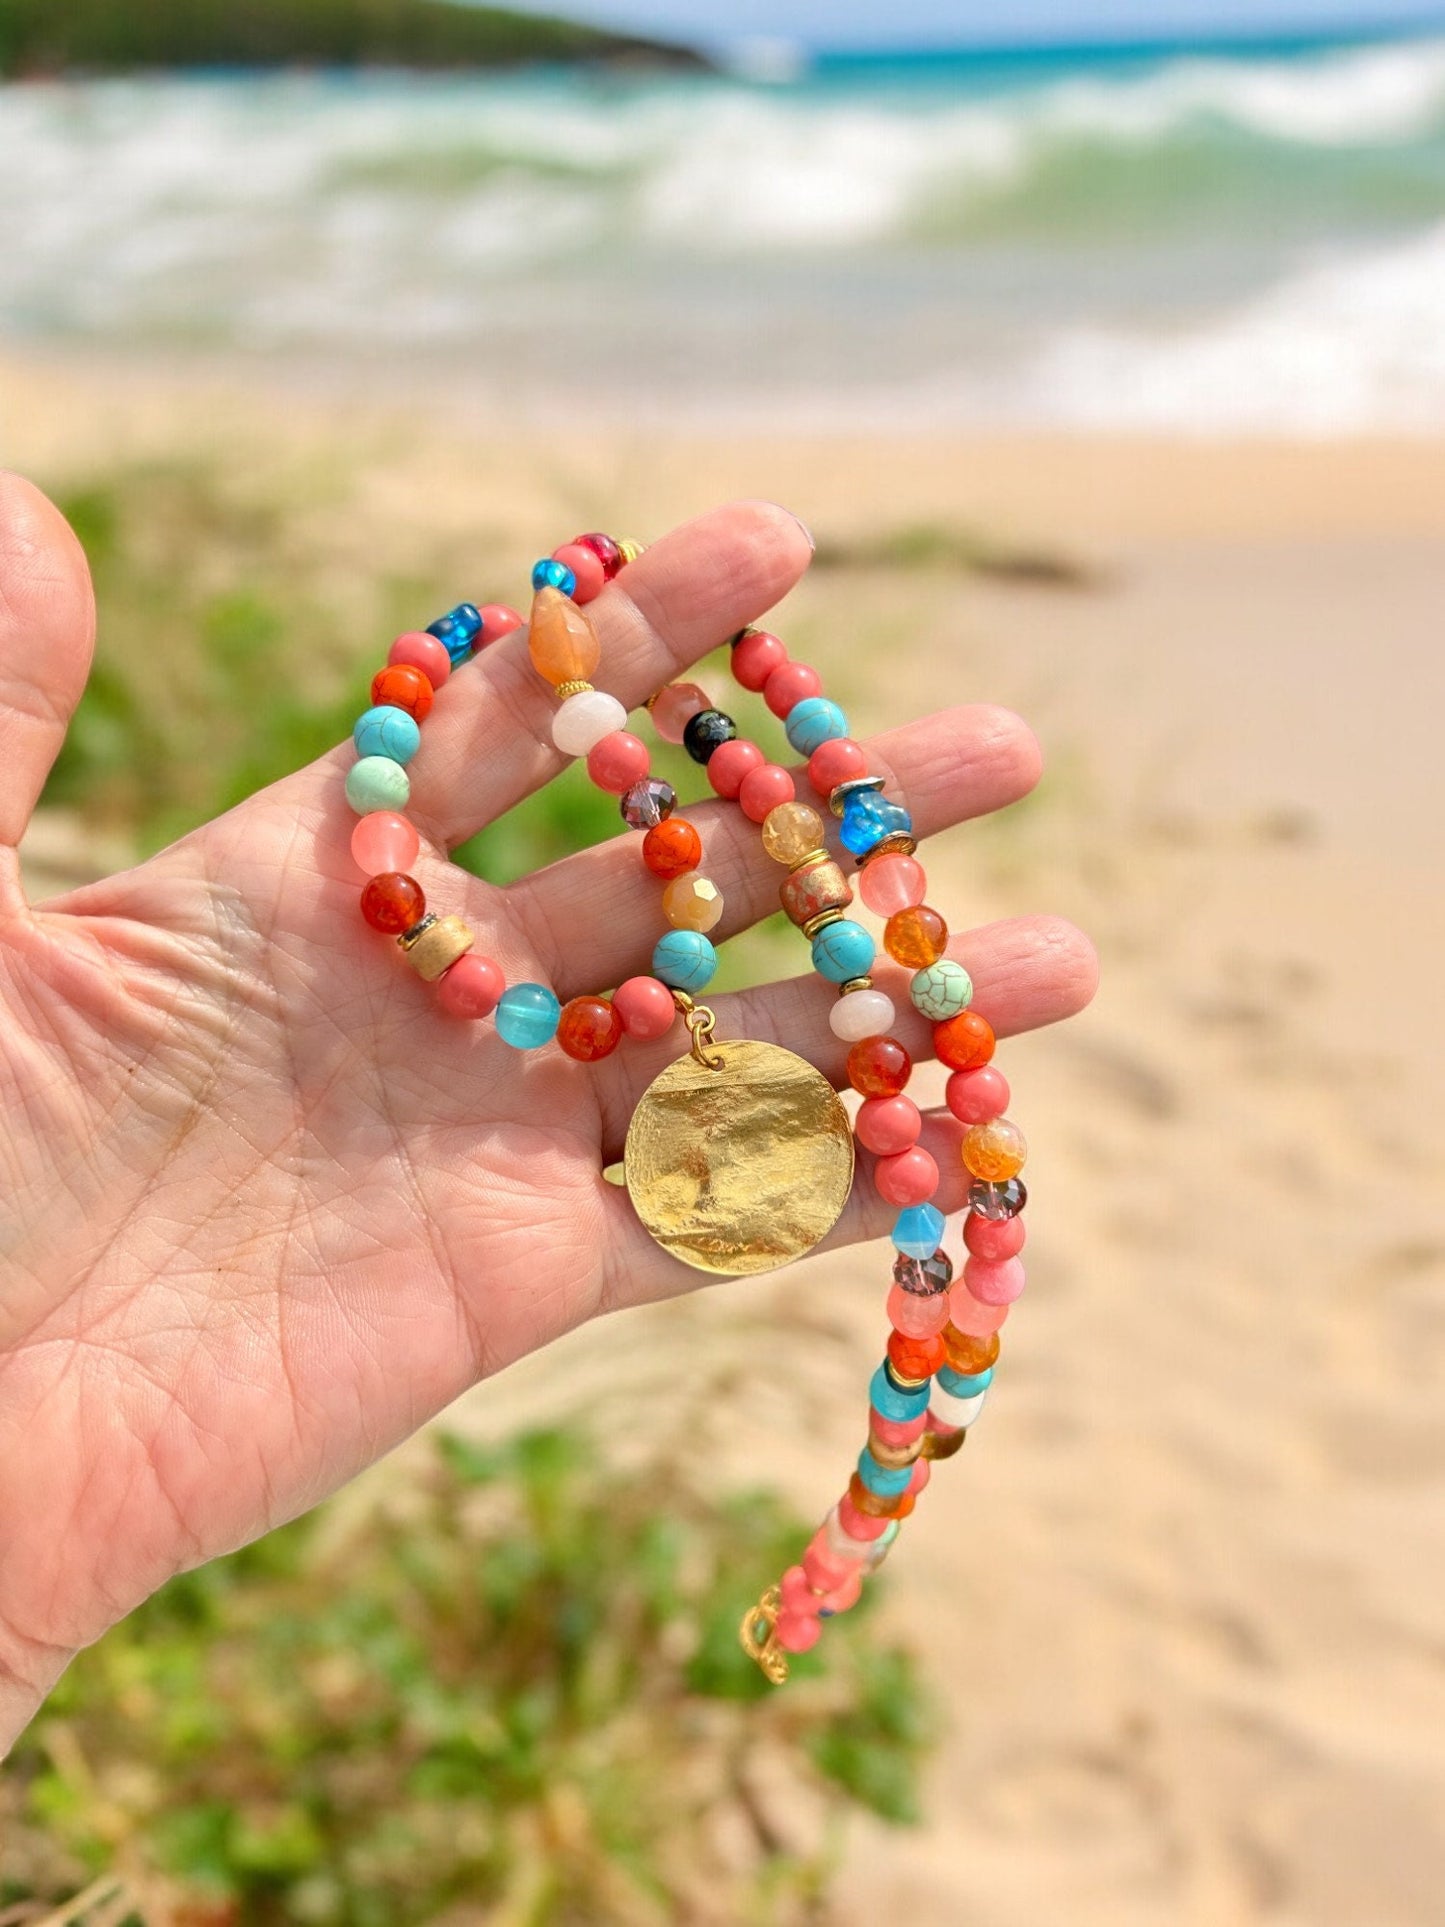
[0,471,96,873]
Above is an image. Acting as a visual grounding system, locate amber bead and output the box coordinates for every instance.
[370,663,434,722]
[848,1472,905,1519]
[941,1325,1000,1375]
[884,905,948,968]
[556,995,623,1062]
[361,871,425,934]
[846,1034,912,1098]
[527,585,601,689]
[920,1426,967,1462]
[642,815,702,881]
[934,1009,996,1072]
[887,1329,946,1380]
[962,1116,1027,1183]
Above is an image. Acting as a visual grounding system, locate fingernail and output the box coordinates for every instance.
[771,503,814,552]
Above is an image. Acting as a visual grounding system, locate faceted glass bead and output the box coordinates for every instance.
[360,871,425,935]
[934,1009,996,1072]
[884,905,948,968]
[761,801,826,867]
[962,1116,1028,1183]
[859,853,926,917]
[642,815,703,879]
[351,810,419,878]
[942,1325,1001,1375]
[893,1248,953,1296]
[847,1034,911,1097]
[556,995,624,1062]
[968,1177,1027,1220]
[682,708,737,765]
[527,585,601,688]
[651,681,709,744]
[662,871,724,933]
[370,663,434,722]
[620,777,676,831]
[891,1203,946,1258]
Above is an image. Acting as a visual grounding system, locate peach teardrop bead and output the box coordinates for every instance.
[527,585,601,689]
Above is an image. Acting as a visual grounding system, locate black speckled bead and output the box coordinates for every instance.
[682,708,737,765]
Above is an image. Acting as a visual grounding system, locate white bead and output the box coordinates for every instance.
[929,1387,987,1431]
[824,1505,872,1564]
[551,689,626,757]
[828,987,897,1042]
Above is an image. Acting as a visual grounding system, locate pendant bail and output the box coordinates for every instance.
[671,989,725,1071]
[739,1584,790,1684]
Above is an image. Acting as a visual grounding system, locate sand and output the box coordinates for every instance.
[4,350,1442,1925]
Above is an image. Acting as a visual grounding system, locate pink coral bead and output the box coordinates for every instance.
[873,1145,940,1207]
[551,542,607,604]
[732,628,786,692]
[948,1283,1010,1337]
[946,1065,1011,1125]
[964,1212,1026,1262]
[612,975,676,1041]
[803,1537,854,1591]
[706,738,764,799]
[818,1567,864,1614]
[780,1564,814,1612]
[764,661,823,719]
[886,1282,951,1338]
[859,853,927,917]
[586,731,650,794]
[476,603,523,646]
[907,1460,931,1496]
[775,1608,822,1654]
[436,952,506,1020]
[350,810,420,877]
[807,736,868,796]
[963,1255,1026,1305]
[855,1095,922,1156]
[387,631,451,688]
[870,1408,929,1449]
[738,762,796,822]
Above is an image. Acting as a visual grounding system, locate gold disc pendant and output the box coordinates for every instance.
[624,1024,854,1277]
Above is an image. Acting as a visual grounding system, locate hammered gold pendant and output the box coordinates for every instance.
[623,1021,854,1277]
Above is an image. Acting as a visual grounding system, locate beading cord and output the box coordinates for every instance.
[637,633,1029,1681]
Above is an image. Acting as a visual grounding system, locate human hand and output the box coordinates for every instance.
[0,477,1096,1748]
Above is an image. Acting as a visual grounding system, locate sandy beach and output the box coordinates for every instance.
[4,347,1442,1923]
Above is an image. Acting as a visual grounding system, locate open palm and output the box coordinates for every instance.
[0,477,1096,1746]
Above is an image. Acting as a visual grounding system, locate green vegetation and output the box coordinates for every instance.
[3,1426,931,1922]
[0,0,703,78]
[812,519,1101,589]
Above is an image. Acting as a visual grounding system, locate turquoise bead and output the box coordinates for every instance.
[937,1365,994,1399]
[810,918,875,983]
[891,1204,945,1258]
[345,755,411,815]
[869,1363,929,1422]
[495,982,561,1050]
[784,696,848,756]
[353,704,421,765]
[652,929,717,992]
[856,1449,912,1497]
[909,959,973,1021]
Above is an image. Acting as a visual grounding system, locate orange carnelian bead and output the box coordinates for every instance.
[527,585,601,689]
[642,815,703,880]
[962,1116,1027,1182]
[360,871,425,934]
[941,1325,1001,1374]
[370,662,434,722]
[934,1009,996,1072]
[887,1330,947,1380]
[847,1034,912,1098]
[556,995,623,1062]
[848,1472,898,1519]
[884,905,949,968]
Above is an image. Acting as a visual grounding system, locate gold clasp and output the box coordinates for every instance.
[671,990,725,1071]
[739,1585,790,1684]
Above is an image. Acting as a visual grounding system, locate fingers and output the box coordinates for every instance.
[593,913,1099,1161]
[402,501,813,850]
[0,473,97,869]
[512,702,1042,999]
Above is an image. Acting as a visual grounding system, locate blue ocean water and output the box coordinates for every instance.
[2,30,1444,431]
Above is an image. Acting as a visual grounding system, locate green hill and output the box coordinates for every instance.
[0,0,706,75]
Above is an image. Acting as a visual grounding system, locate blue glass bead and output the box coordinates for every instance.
[652,929,717,993]
[937,1365,994,1399]
[891,1204,946,1258]
[495,982,561,1050]
[429,603,483,665]
[856,1449,912,1497]
[784,696,849,757]
[810,918,875,983]
[839,791,913,857]
[869,1363,929,1422]
[353,704,421,765]
[345,755,410,814]
[532,557,577,596]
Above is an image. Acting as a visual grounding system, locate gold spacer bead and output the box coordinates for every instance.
[400,913,474,983]
[555,679,594,701]
[788,846,830,874]
[920,1426,968,1462]
[828,775,886,820]
[839,976,874,996]
[857,832,918,866]
[616,538,645,566]
[800,906,846,941]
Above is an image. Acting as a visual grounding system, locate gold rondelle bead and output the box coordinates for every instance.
[858,831,918,865]
[800,907,846,941]
[401,913,475,982]
[617,538,645,565]
[920,1426,968,1462]
[839,976,874,996]
[554,678,595,701]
